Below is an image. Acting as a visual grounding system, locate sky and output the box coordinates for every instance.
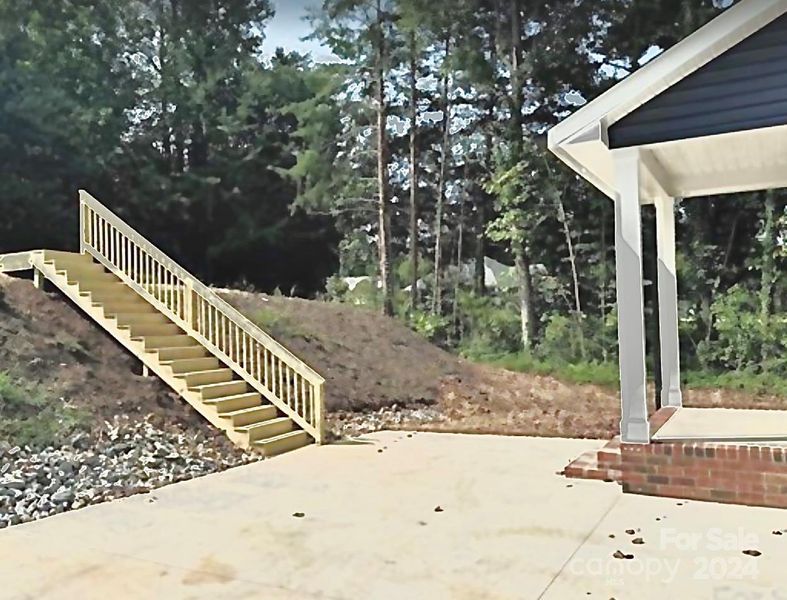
[263,0,337,63]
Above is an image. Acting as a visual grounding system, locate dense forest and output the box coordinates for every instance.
[0,0,784,385]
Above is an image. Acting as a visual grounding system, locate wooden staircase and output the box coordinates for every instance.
[0,192,325,457]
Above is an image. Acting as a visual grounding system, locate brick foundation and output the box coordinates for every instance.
[564,408,787,510]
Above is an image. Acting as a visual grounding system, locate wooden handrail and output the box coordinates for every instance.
[78,190,325,442]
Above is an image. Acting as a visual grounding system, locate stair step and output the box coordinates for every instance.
[119,323,181,337]
[190,380,248,400]
[156,346,209,361]
[57,270,115,283]
[109,312,169,325]
[236,417,294,441]
[79,281,128,293]
[219,405,278,427]
[203,392,261,412]
[95,300,156,313]
[133,335,199,350]
[253,430,311,457]
[161,356,220,373]
[180,368,234,387]
[84,290,147,305]
[43,252,96,266]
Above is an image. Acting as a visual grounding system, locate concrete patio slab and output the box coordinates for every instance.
[653,407,787,442]
[1,432,786,599]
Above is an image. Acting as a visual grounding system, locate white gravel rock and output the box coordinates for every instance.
[0,415,260,529]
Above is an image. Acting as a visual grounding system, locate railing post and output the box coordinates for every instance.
[185,279,196,334]
[79,195,90,254]
[314,382,325,444]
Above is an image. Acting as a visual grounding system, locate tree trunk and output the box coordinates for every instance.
[600,199,609,362]
[375,1,394,317]
[760,190,777,321]
[474,193,486,296]
[514,244,535,350]
[452,171,467,340]
[759,190,777,360]
[509,0,534,350]
[431,35,451,316]
[556,191,585,359]
[408,32,419,313]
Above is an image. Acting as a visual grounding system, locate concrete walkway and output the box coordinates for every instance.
[1,432,786,599]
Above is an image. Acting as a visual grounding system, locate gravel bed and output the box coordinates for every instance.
[0,415,260,529]
[327,403,445,439]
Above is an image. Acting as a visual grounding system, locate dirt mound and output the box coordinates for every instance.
[220,291,627,438]
[0,274,201,430]
[220,290,467,411]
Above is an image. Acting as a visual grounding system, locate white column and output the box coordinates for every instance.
[614,148,650,444]
[655,197,683,408]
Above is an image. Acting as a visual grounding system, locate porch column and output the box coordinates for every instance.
[614,148,650,443]
[655,197,683,408]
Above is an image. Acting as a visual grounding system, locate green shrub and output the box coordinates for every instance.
[409,310,451,343]
[457,292,522,356]
[696,286,787,375]
[535,312,618,365]
[0,372,88,448]
[324,275,350,302]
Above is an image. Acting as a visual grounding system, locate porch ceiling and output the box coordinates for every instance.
[562,122,787,202]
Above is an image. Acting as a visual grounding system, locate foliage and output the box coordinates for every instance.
[0,372,88,448]
[479,353,621,389]
[0,0,783,397]
[696,286,787,375]
[408,310,451,343]
[455,292,522,356]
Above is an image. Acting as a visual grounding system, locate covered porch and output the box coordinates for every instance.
[549,0,787,444]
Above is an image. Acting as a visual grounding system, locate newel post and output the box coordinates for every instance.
[78,192,91,254]
[314,382,325,445]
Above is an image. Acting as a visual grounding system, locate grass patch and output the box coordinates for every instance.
[0,372,88,448]
[470,352,621,388]
[251,307,309,339]
[683,369,787,397]
[471,352,787,396]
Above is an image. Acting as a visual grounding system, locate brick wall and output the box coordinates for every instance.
[620,441,787,509]
[564,408,787,509]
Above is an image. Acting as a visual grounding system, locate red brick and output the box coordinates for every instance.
[671,477,695,487]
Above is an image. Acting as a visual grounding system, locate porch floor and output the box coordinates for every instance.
[652,407,787,443]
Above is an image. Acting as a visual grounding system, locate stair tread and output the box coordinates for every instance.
[179,368,232,376]
[132,334,191,341]
[160,357,217,366]
[254,430,309,445]
[219,405,275,417]
[157,346,205,352]
[235,416,291,433]
[202,392,260,404]
[189,380,244,391]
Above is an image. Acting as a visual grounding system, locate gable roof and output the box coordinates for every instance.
[547,0,787,200]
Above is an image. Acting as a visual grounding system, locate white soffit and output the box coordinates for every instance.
[547,0,787,200]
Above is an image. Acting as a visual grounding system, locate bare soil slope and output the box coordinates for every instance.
[220,290,466,411]
[0,273,201,429]
[220,290,625,437]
